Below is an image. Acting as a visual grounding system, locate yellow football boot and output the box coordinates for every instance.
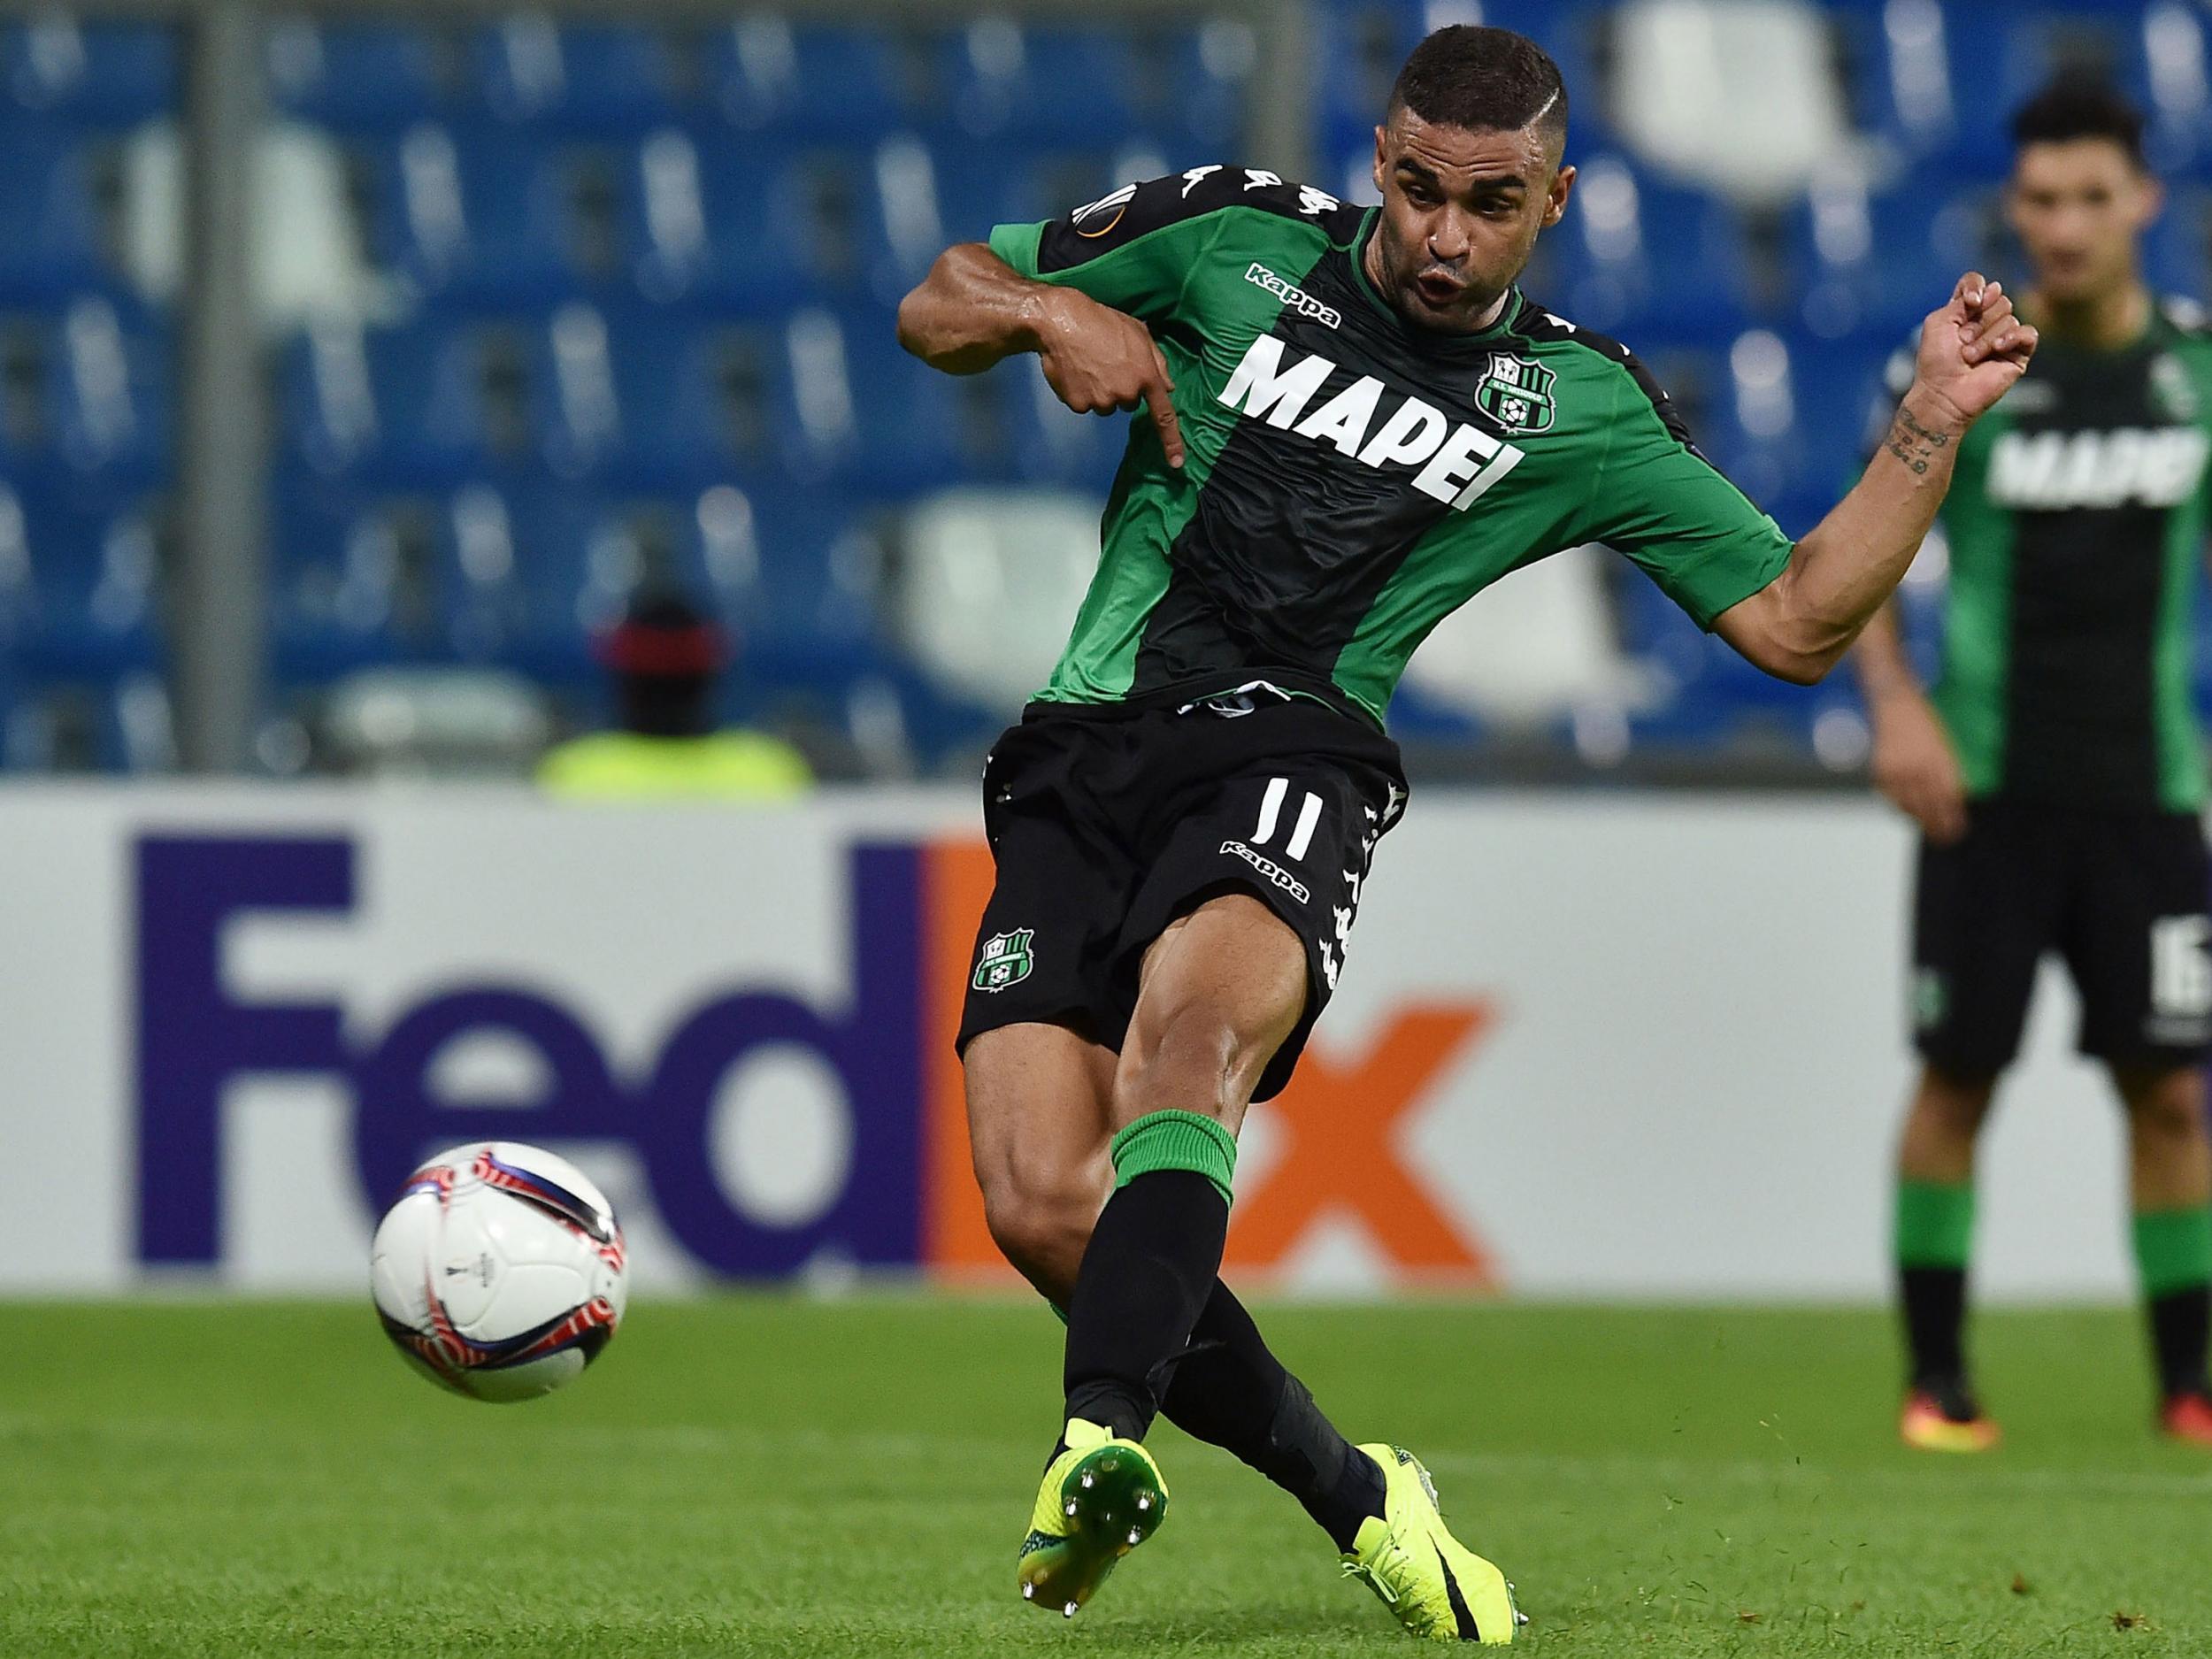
[1341,1444,1523,1643]
[1017,1417,1169,1618]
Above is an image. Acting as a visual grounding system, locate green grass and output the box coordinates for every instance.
[3,1299,2209,1656]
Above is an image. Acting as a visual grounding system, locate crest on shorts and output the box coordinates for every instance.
[1475,353,1556,434]
[972,928,1036,994]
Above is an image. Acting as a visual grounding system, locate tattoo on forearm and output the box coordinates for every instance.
[1883,404,1953,476]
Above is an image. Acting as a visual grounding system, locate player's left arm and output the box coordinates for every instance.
[1711,274,2036,683]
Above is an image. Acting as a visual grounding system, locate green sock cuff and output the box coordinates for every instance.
[2132,1206,2212,1299]
[1111,1109,1237,1207]
[1896,1179,1976,1270]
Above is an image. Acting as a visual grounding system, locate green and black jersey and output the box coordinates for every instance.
[988,166,1795,725]
[1887,299,2212,811]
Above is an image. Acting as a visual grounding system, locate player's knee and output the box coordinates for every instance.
[2124,1071,2208,1148]
[1916,1065,1998,1138]
[978,1166,1100,1286]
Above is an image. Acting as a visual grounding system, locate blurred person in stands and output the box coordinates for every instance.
[901,20,2032,1640]
[1858,83,2212,1453]
[538,591,811,801]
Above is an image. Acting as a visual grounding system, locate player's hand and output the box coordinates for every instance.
[1033,287,1187,470]
[1910,272,2039,429]
[1870,688,1968,844]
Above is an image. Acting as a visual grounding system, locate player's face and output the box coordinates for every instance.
[2006,139,2161,306]
[1369,107,1572,334]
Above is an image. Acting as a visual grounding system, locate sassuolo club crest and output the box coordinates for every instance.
[1476,352,1557,435]
[972,928,1036,993]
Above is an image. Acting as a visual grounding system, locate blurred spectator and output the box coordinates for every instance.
[537,590,811,800]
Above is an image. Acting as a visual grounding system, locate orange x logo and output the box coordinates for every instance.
[1225,1004,1496,1285]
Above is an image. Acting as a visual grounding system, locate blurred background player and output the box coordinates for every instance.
[1856,82,2212,1452]
[538,591,812,801]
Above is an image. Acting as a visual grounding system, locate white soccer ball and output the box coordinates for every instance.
[370,1141,628,1403]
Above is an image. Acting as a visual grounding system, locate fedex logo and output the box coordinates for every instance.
[134,834,1494,1286]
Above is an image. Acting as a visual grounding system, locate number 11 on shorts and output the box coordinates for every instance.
[1255,778,1324,862]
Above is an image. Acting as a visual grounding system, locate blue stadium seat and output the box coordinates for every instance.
[1520,156,1753,335]
[268,480,426,676]
[1000,357,1131,494]
[264,20,449,131]
[926,141,1057,248]
[281,320,528,488]
[732,488,887,657]
[42,296,171,485]
[364,125,588,306]
[1314,2,1417,189]
[626,136,861,311]
[4,472,165,676]
[710,19,950,138]
[863,138,1155,310]
[0,127,115,303]
[928,144,1136,251]
[944,24,1141,145]
[0,475,34,648]
[2,16,174,123]
[1833,0,1973,164]
[1839,2,2198,170]
[1783,164,2009,342]
[530,309,781,488]
[426,480,587,672]
[1970,3,2189,167]
[1159,23,1254,154]
[2147,184,2212,302]
[778,310,1015,495]
[1785,327,1898,509]
[468,19,685,134]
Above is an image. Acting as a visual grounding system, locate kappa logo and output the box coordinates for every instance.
[1217,334,1525,507]
[972,928,1036,993]
[1475,352,1558,434]
[1986,426,2210,509]
[1219,841,1311,904]
[1246,263,1341,329]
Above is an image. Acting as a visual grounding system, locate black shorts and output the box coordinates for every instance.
[956,687,1408,1102]
[1913,803,2212,1075]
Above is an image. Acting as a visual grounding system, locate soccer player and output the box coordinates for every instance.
[898,24,2033,1640]
[1856,83,2212,1454]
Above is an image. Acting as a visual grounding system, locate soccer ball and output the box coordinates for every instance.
[370,1141,628,1403]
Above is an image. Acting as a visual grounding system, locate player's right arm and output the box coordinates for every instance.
[897,168,1279,472]
[1856,600,1968,843]
[895,242,1185,467]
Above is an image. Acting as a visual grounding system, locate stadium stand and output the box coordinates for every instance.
[0,2,2209,774]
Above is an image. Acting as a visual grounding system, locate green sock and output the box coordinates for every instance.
[1110,1109,1237,1206]
[1896,1179,1975,1270]
[2132,1205,2212,1300]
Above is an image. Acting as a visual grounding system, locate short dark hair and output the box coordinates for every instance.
[2010,80,2147,168]
[1388,26,1568,154]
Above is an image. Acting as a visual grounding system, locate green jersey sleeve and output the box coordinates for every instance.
[1583,351,1795,629]
[988,165,1320,326]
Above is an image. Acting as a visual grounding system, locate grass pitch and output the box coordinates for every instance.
[4,1299,2209,1657]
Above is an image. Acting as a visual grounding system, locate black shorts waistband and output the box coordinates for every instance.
[1021,671,1381,733]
